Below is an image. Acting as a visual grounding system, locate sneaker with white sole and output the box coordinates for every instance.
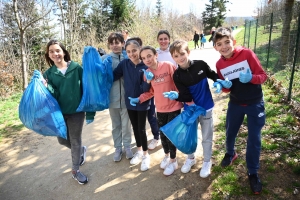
[148,139,159,150]
[160,155,170,169]
[113,148,123,162]
[72,170,88,185]
[181,158,196,173]
[130,151,143,165]
[80,146,87,166]
[125,147,133,159]
[163,160,178,176]
[200,161,212,178]
[141,154,150,171]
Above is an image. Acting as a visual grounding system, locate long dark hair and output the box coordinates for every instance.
[45,40,71,66]
[157,30,170,40]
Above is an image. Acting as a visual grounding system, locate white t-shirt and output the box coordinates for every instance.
[156,48,177,67]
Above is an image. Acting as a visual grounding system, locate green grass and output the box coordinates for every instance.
[0,92,24,141]
[187,40,194,50]
[211,81,300,199]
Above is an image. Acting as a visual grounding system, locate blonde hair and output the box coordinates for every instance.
[169,40,189,56]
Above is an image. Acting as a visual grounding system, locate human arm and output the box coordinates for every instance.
[247,50,268,84]
[43,70,60,99]
[113,60,124,81]
[141,69,153,92]
[172,72,193,102]
[139,87,154,103]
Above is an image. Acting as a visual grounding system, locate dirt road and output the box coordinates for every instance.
[0,46,229,200]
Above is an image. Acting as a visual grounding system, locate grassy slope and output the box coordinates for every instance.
[211,28,300,199]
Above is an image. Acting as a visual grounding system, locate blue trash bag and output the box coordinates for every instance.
[76,46,113,112]
[19,70,67,139]
[103,56,113,91]
[160,104,206,154]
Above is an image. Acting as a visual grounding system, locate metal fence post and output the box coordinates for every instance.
[243,20,247,47]
[254,19,259,53]
[287,11,300,101]
[266,12,273,69]
[247,20,252,48]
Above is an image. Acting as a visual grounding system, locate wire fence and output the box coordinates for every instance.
[243,4,300,103]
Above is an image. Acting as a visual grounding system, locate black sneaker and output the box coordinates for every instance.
[80,146,87,166]
[221,152,238,167]
[248,173,262,194]
[72,170,88,185]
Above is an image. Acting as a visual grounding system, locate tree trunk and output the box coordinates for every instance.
[278,0,295,69]
[20,30,28,90]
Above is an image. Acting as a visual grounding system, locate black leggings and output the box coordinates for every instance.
[157,109,181,159]
[127,109,148,151]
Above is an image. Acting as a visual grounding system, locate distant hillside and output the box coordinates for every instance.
[224,16,255,27]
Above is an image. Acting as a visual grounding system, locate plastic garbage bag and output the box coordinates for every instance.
[19,70,67,139]
[160,104,206,154]
[76,46,113,112]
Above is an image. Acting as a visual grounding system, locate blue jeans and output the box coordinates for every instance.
[225,101,265,174]
[147,97,159,140]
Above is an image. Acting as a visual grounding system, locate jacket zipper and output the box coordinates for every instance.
[119,55,122,108]
[186,68,194,83]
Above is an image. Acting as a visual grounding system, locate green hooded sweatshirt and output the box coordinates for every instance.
[43,61,95,120]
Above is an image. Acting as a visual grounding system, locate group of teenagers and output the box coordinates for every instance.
[41,27,267,195]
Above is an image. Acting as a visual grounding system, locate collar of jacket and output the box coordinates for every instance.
[177,59,193,71]
[49,61,77,75]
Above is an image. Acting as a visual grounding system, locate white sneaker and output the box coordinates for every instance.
[181,158,196,173]
[163,160,178,176]
[200,161,212,178]
[160,155,170,169]
[141,154,150,171]
[148,139,159,150]
[130,151,143,165]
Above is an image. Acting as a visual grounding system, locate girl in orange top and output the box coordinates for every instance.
[138,46,183,176]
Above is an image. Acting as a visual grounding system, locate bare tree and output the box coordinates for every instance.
[12,0,53,89]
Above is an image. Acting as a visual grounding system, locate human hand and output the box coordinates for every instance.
[216,78,232,89]
[212,82,222,93]
[128,97,139,106]
[33,70,40,79]
[239,69,252,83]
[86,119,94,125]
[142,69,154,81]
[32,70,47,86]
[162,91,178,100]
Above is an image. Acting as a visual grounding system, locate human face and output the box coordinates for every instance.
[109,39,124,54]
[214,36,235,59]
[48,44,65,65]
[171,48,190,69]
[157,33,170,51]
[126,43,140,64]
[140,49,158,69]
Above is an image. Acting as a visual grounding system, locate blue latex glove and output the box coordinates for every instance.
[239,68,252,83]
[212,82,222,93]
[86,119,94,125]
[217,78,232,89]
[128,97,139,106]
[162,91,178,100]
[142,69,154,81]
